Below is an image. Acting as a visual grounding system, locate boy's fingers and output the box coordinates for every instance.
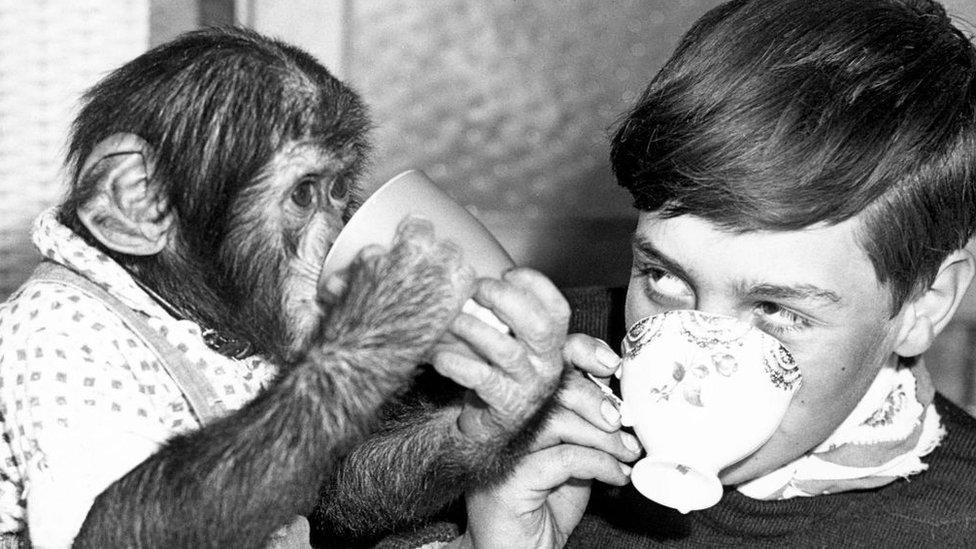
[563,334,621,377]
[531,406,642,462]
[556,370,621,431]
[516,445,632,491]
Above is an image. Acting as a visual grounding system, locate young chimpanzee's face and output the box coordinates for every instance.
[624,212,907,484]
[221,139,361,356]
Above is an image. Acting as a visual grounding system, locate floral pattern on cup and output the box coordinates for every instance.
[647,350,746,407]
[679,310,752,348]
[762,337,801,391]
[622,313,665,360]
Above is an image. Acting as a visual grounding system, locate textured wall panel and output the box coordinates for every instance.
[346,0,724,286]
[0,0,149,298]
[349,0,723,213]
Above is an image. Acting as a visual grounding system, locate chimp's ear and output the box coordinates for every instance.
[76,133,174,256]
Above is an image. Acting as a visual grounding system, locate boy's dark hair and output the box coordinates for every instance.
[611,0,976,310]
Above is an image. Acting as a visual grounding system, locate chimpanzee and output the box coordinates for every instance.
[0,27,577,548]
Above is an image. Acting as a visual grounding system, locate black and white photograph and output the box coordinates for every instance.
[2,1,976,547]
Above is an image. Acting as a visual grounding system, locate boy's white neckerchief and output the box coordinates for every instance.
[737,363,944,500]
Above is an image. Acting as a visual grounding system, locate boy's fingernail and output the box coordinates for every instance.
[619,462,633,477]
[595,341,621,369]
[601,399,621,425]
[621,432,642,454]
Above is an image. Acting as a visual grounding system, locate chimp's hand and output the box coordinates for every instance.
[431,268,569,442]
[316,217,474,366]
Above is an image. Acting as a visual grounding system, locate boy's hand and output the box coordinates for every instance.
[457,443,631,549]
[454,334,640,549]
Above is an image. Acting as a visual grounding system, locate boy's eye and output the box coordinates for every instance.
[753,301,811,335]
[291,179,317,208]
[639,265,695,307]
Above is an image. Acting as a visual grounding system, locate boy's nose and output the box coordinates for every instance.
[693,296,749,324]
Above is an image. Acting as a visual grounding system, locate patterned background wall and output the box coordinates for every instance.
[347,0,723,287]
[0,0,149,298]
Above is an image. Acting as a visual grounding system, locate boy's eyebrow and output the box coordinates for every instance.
[739,282,843,306]
[631,235,694,282]
[631,234,843,307]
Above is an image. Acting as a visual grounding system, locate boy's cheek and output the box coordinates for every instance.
[721,337,882,484]
[719,395,845,484]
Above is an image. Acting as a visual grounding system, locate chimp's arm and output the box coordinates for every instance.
[311,270,576,542]
[74,224,471,549]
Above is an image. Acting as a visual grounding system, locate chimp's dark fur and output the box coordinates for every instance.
[310,369,561,544]
[62,27,555,548]
[74,234,464,547]
[60,27,370,366]
[62,28,464,548]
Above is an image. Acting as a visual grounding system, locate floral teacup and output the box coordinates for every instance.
[618,310,802,513]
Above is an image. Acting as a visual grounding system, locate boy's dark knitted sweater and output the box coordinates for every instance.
[562,288,976,547]
[567,393,976,548]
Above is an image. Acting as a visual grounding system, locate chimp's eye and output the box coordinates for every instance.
[329,177,349,202]
[291,180,317,208]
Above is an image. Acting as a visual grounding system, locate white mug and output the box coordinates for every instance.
[321,170,514,331]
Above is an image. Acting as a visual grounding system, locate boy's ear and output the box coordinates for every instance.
[895,248,976,358]
[76,133,174,256]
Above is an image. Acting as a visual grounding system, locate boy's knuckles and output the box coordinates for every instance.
[553,445,582,470]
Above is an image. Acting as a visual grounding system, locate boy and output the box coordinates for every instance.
[454,0,976,546]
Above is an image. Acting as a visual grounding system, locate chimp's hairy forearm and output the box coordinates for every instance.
[311,387,559,540]
[74,258,457,548]
[313,404,467,539]
[73,348,413,548]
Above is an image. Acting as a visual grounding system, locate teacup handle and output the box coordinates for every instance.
[618,401,635,427]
